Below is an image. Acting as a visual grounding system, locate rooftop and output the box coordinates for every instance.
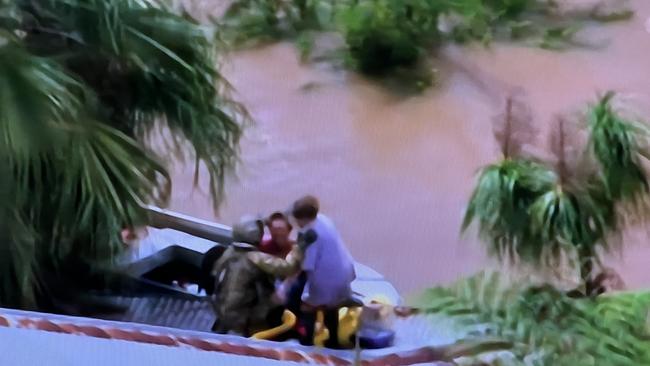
[0,307,458,365]
[0,208,456,365]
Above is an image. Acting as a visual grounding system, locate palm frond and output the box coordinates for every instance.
[462,158,556,260]
[1,0,248,307]
[0,162,38,309]
[528,183,615,260]
[0,0,20,34]
[587,91,649,204]
[416,272,650,365]
[0,42,169,306]
[0,210,38,310]
[529,116,617,262]
[22,0,247,210]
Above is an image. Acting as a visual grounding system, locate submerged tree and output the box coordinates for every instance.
[462,94,555,260]
[220,0,633,89]
[0,0,247,309]
[337,0,443,75]
[463,92,650,295]
[221,0,339,55]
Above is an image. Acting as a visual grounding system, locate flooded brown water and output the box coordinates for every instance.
[168,0,650,295]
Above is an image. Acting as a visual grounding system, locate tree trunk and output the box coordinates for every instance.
[579,246,595,296]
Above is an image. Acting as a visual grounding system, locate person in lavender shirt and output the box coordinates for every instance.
[291,195,356,348]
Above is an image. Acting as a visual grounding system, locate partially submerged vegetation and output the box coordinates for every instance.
[220,0,336,46]
[413,92,650,364]
[462,92,650,296]
[337,0,442,75]
[219,0,633,89]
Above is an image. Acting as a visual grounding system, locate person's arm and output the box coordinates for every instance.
[248,230,318,278]
[248,247,303,278]
[301,236,319,272]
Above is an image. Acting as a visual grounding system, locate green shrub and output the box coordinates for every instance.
[220,0,633,90]
[222,0,338,47]
[337,0,442,75]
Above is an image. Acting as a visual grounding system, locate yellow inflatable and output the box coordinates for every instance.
[252,295,394,347]
[313,310,330,347]
[250,310,297,340]
[320,294,394,348]
[337,306,362,348]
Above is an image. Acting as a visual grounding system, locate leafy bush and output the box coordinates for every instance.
[337,0,442,75]
[222,0,338,47]
[441,0,544,45]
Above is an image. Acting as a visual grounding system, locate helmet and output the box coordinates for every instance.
[232,215,264,245]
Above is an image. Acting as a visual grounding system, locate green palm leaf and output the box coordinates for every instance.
[462,158,556,260]
[588,92,649,204]
[0,42,172,305]
[464,93,649,287]
[21,0,247,209]
[528,183,614,259]
[0,0,246,307]
[417,272,650,365]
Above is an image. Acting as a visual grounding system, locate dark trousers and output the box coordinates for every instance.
[300,307,341,349]
[287,272,307,315]
[289,272,342,348]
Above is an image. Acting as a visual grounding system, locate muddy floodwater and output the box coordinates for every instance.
[168,0,650,295]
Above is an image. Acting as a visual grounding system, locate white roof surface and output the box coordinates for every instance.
[0,326,300,366]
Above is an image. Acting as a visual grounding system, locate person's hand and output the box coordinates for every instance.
[297,229,318,250]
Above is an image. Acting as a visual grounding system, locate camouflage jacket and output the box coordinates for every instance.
[211,243,304,336]
[247,244,304,278]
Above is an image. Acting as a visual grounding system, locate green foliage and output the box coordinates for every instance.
[22,0,246,205]
[337,0,442,75]
[462,159,556,260]
[417,272,650,365]
[441,0,564,48]
[222,0,338,47]
[463,93,650,284]
[0,0,246,307]
[220,0,632,89]
[441,0,632,49]
[538,25,580,50]
[528,183,615,261]
[588,92,649,203]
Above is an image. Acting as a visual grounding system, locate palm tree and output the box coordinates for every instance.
[463,92,650,295]
[462,94,555,261]
[0,0,247,309]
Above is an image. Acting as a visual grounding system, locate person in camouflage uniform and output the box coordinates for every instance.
[210,215,316,336]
